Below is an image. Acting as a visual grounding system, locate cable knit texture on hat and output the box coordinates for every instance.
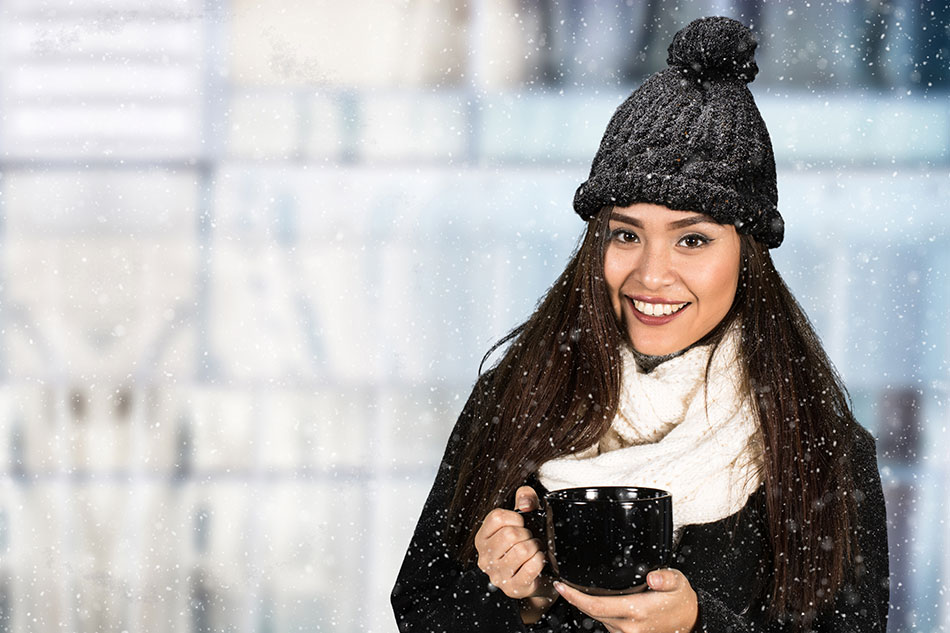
[537,325,763,533]
[573,16,784,248]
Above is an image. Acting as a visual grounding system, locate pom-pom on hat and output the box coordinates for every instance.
[573,16,784,248]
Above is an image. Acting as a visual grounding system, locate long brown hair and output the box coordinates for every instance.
[448,207,859,628]
[737,235,859,627]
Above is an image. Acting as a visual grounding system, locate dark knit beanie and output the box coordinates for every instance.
[573,16,784,248]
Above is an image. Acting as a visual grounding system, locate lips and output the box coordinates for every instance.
[627,297,691,325]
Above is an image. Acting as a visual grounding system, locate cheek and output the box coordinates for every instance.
[701,256,740,310]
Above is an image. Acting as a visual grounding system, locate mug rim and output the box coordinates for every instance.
[546,485,671,503]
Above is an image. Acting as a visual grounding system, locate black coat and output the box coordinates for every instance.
[391,385,889,633]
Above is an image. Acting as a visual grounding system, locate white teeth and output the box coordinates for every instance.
[632,299,688,316]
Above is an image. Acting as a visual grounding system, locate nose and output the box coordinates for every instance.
[634,243,676,290]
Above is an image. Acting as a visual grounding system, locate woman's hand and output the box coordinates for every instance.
[554,569,698,633]
[474,486,558,622]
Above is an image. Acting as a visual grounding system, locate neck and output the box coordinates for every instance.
[630,347,688,373]
[631,320,735,373]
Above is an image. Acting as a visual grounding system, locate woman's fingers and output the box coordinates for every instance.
[502,548,546,597]
[475,509,528,552]
[475,509,544,598]
[511,546,545,583]
[498,536,539,566]
[479,526,533,562]
[484,541,542,597]
[554,569,698,633]
[473,499,551,600]
[553,582,643,620]
[478,508,521,539]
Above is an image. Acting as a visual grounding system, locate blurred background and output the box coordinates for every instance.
[0,0,946,631]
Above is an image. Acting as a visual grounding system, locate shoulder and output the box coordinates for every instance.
[847,420,881,481]
[850,419,876,453]
[841,421,887,547]
[454,369,498,429]
[442,369,499,458]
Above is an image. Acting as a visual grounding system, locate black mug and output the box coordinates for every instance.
[520,486,673,595]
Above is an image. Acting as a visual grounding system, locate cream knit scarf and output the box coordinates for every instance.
[537,326,763,532]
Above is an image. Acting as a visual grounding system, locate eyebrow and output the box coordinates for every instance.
[609,211,713,230]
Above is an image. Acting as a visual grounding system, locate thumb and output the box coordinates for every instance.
[647,569,681,592]
[514,486,540,512]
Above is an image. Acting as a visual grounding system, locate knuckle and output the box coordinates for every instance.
[496,523,517,538]
[484,509,505,528]
[526,551,545,573]
[517,558,542,582]
[509,540,532,560]
[499,527,526,550]
[491,531,513,552]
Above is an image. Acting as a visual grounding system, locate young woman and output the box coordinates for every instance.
[392,17,888,633]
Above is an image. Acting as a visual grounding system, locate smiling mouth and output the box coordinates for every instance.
[631,299,690,316]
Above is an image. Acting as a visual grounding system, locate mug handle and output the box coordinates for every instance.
[516,508,554,576]
[516,507,546,539]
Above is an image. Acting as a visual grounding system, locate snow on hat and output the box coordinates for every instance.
[573,16,784,248]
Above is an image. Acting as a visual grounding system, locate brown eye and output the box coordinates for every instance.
[610,228,639,244]
[678,233,710,248]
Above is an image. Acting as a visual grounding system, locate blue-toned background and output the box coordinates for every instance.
[0,1,946,632]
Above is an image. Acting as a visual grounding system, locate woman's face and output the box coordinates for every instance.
[603,203,742,356]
